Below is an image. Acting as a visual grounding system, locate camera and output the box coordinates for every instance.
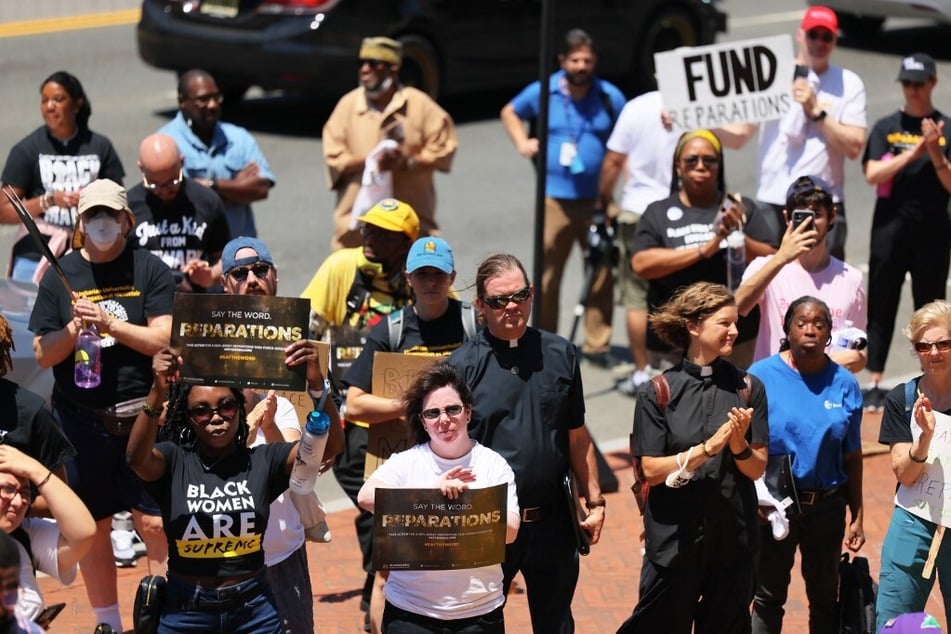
[586,212,619,267]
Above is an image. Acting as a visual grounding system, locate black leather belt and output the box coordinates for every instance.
[798,486,842,506]
[521,507,545,523]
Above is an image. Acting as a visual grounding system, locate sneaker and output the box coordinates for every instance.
[111,529,137,568]
[94,625,116,634]
[304,520,332,543]
[616,367,654,397]
[862,386,885,412]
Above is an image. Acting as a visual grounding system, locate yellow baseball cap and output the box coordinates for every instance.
[359,198,420,241]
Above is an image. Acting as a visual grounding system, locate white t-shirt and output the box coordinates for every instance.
[251,395,305,567]
[368,442,519,620]
[605,91,679,216]
[15,517,75,622]
[756,65,866,204]
[742,254,867,362]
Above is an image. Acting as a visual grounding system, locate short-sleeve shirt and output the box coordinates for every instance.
[159,112,275,238]
[742,254,867,362]
[748,354,862,490]
[633,358,768,568]
[449,328,584,510]
[146,442,294,578]
[1,126,125,260]
[128,179,231,275]
[15,516,75,621]
[863,109,951,224]
[879,379,926,446]
[0,379,76,471]
[632,193,774,350]
[509,70,626,199]
[28,244,175,408]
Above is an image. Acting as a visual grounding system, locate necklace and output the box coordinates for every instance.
[198,452,228,472]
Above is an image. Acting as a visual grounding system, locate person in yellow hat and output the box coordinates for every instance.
[322,37,457,250]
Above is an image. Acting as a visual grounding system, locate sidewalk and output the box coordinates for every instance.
[39,411,948,633]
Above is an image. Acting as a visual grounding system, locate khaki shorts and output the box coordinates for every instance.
[617,212,648,310]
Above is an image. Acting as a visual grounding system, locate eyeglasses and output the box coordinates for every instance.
[189,92,224,107]
[914,340,951,353]
[187,399,240,424]
[142,168,184,192]
[420,404,465,420]
[806,29,835,43]
[0,484,32,504]
[359,59,388,69]
[681,155,719,169]
[227,262,272,282]
[482,286,531,310]
[901,80,926,89]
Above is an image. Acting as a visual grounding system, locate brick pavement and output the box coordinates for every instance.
[38,411,950,633]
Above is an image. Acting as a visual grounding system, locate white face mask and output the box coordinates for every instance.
[83,215,123,249]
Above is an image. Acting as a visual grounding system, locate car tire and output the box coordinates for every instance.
[630,5,700,93]
[836,13,885,38]
[399,35,441,99]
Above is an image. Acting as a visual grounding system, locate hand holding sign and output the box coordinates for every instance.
[438,466,477,500]
[152,347,183,391]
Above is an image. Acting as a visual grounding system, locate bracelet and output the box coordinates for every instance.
[586,497,606,509]
[701,441,712,458]
[732,445,753,461]
[142,402,163,418]
[909,448,928,464]
[35,470,53,489]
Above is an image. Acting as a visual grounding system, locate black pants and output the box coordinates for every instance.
[618,555,755,634]
[382,602,504,633]
[867,210,950,372]
[501,516,578,633]
[332,422,376,604]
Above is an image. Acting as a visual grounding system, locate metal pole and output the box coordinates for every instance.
[531,0,554,327]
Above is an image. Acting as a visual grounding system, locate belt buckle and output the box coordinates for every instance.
[799,490,818,506]
[521,507,542,523]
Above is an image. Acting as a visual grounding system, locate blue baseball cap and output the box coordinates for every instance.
[406,237,454,274]
[221,236,273,273]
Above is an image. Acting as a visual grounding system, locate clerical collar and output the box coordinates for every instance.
[682,357,720,379]
[485,330,522,349]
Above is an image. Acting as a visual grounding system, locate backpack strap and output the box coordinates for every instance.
[738,372,752,406]
[905,377,920,424]
[460,301,477,342]
[650,375,671,413]
[10,527,34,574]
[342,270,371,326]
[387,308,406,350]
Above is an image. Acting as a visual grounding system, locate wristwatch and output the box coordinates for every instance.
[810,109,827,123]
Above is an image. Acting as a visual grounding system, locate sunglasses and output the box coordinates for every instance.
[188,398,240,425]
[806,29,835,43]
[359,59,389,69]
[83,207,124,221]
[189,92,224,107]
[227,262,272,282]
[142,168,184,192]
[681,155,719,169]
[914,340,951,353]
[482,286,531,310]
[0,484,31,504]
[420,404,465,420]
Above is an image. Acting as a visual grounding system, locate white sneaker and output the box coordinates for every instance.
[617,366,655,397]
[111,529,137,568]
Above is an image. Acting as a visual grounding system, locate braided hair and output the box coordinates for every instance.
[159,383,249,449]
[0,315,13,377]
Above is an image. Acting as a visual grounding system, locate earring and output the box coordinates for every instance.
[234,423,247,448]
[179,426,196,448]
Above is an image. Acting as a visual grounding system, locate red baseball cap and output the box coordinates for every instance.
[802,6,838,33]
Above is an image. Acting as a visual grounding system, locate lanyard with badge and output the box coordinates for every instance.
[557,76,590,175]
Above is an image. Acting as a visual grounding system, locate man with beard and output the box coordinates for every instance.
[500,29,626,365]
[128,133,230,292]
[322,37,457,250]
[159,69,275,239]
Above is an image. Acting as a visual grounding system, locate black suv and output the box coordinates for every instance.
[137,0,726,101]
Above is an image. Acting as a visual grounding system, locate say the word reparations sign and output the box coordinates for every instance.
[655,35,796,130]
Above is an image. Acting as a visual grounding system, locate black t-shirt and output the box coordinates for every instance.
[343,300,470,393]
[449,328,585,511]
[0,378,76,470]
[1,126,125,259]
[146,442,293,578]
[632,358,769,568]
[28,244,175,408]
[632,193,773,350]
[863,109,951,224]
[128,179,230,276]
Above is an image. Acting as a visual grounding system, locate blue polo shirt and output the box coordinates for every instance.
[509,70,625,199]
[159,112,275,238]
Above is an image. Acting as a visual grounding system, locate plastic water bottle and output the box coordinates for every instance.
[74,324,101,389]
[725,228,746,291]
[876,153,894,199]
[831,320,868,352]
[289,410,331,494]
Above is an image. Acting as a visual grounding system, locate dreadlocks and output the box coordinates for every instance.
[0,315,14,377]
[159,383,249,448]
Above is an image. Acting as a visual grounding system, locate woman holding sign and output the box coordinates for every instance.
[358,361,520,633]
[126,341,335,634]
[877,300,951,632]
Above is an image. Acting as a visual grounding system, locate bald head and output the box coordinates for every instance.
[138,133,184,200]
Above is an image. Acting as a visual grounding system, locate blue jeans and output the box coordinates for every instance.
[159,572,282,634]
[876,507,951,633]
[266,544,313,633]
[751,488,847,633]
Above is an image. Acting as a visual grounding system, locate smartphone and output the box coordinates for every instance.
[794,64,809,80]
[34,602,66,629]
[791,209,816,230]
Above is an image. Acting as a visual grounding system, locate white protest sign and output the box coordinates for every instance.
[655,35,796,130]
[896,409,951,528]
